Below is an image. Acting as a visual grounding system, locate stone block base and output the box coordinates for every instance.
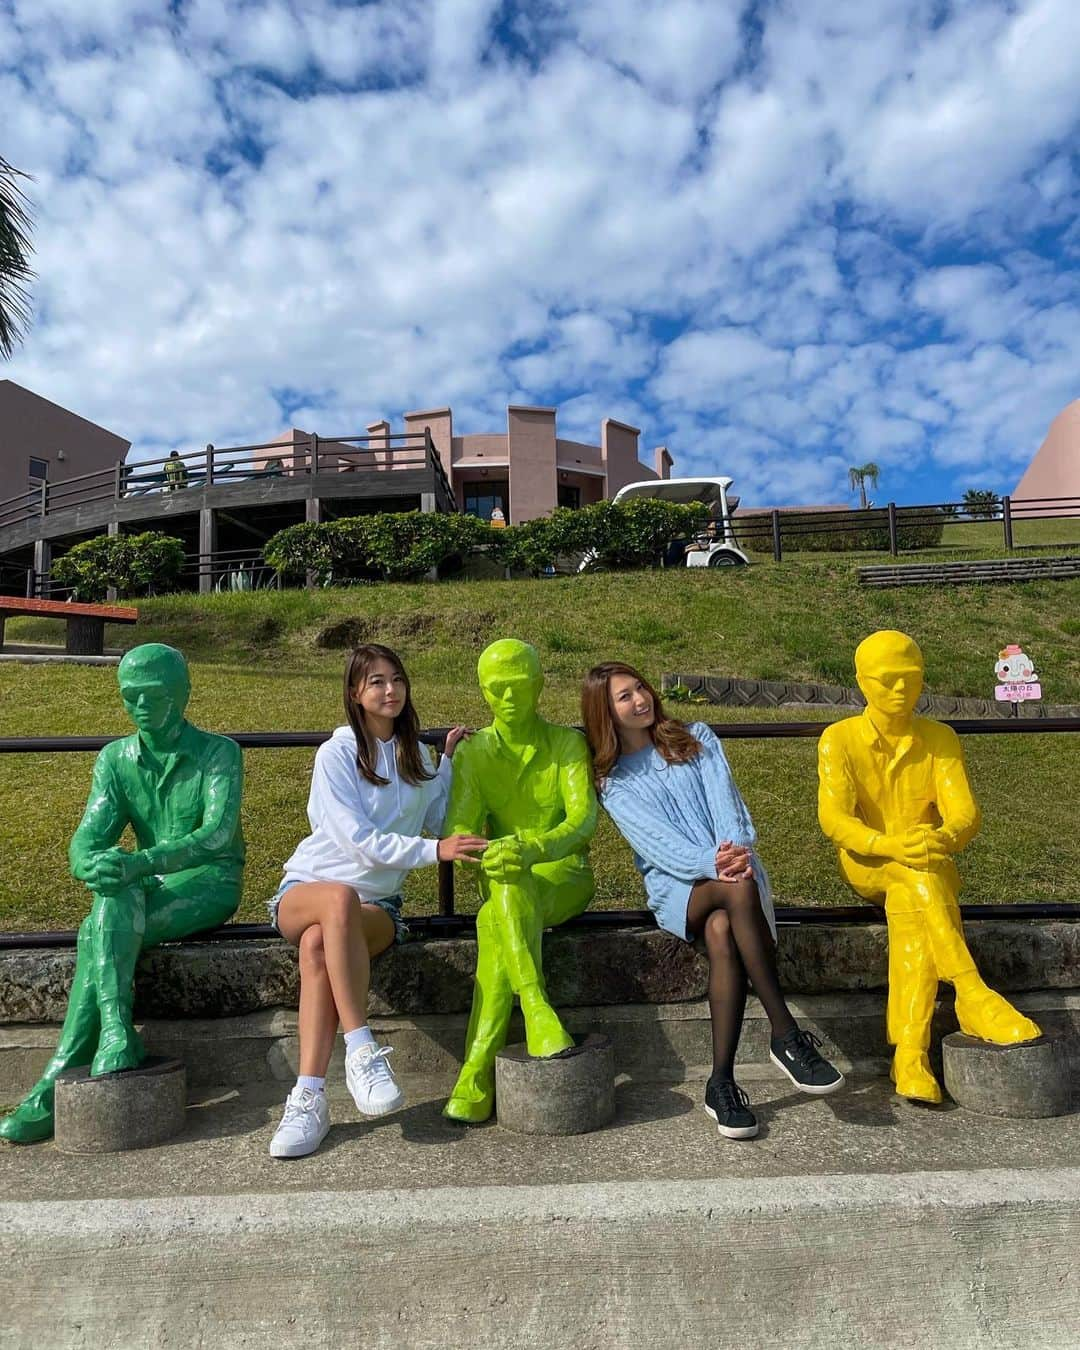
[54,1056,187,1153]
[495,1032,615,1135]
[942,1032,1072,1118]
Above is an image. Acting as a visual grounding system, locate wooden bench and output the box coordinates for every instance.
[859,556,1080,589]
[0,596,138,655]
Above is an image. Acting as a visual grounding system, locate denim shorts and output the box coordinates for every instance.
[267,879,410,945]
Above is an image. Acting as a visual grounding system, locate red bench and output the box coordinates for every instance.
[0,596,139,655]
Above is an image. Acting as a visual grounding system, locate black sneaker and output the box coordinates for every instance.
[704,1076,759,1139]
[769,1028,845,1095]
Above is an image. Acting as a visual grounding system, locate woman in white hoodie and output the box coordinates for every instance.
[267,643,487,1158]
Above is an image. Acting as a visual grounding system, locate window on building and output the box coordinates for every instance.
[463,480,509,522]
[557,483,581,510]
[28,456,49,483]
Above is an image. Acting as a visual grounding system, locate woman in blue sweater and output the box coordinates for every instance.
[581,662,843,1138]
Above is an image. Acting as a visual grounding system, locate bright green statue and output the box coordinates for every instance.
[0,644,244,1144]
[443,639,597,1124]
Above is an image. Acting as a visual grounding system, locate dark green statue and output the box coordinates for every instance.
[1,644,244,1144]
[443,639,598,1124]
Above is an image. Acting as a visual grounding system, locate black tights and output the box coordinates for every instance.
[686,877,797,1079]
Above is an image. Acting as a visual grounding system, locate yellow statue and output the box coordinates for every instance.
[817,630,1040,1103]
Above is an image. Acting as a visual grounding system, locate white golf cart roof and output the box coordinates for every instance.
[612,477,735,506]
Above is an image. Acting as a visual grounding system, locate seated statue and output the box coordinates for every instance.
[817,630,1040,1103]
[443,639,597,1123]
[1,643,244,1144]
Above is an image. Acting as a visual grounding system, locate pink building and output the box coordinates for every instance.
[1013,400,1080,510]
[392,404,671,523]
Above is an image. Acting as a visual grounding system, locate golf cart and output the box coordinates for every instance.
[610,476,750,568]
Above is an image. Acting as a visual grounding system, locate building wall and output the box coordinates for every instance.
[1013,401,1080,511]
[0,380,130,506]
[601,418,646,498]
[506,406,558,523]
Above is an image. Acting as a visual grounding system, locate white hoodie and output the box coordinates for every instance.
[281,725,452,900]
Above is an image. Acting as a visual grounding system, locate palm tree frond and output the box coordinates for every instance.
[0,157,36,360]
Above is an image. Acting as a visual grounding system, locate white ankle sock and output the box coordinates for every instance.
[344,1025,377,1055]
[296,1075,325,1094]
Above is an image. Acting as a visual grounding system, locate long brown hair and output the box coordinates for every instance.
[344,644,435,787]
[581,661,702,788]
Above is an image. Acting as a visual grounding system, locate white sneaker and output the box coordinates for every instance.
[345,1043,405,1117]
[269,1086,330,1159]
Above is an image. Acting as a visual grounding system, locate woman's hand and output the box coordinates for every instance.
[714,840,753,882]
[443,726,473,757]
[437,834,488,863]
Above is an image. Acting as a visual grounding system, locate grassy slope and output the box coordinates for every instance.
[1,555,1077,930]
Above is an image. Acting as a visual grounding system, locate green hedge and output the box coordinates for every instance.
[263,499,709,584]
[739,506,947,553]
[51,531,186,601]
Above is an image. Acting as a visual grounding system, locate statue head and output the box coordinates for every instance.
[477,639,543,737]
[117,643,190,739]
[855,630,924,723]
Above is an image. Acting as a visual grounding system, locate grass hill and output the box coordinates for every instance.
[2,557,1077,930]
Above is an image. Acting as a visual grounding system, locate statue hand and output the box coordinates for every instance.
[881,828,950,869]
[482,836,530,881]
[84,847,150,889]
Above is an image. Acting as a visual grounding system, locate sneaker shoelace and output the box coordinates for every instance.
[355,1045,396,1085]
[715,1080,752,1114]
[785,1029,827,1068]
[281,1089,319,1123]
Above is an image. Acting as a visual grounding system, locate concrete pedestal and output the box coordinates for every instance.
[942,1033,1071,1119]
[495,1033,615,1136]
[54,1056,187,1153]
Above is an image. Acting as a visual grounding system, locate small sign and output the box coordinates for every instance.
[994,644,1041,704]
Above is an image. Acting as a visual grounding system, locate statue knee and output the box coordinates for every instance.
[298,924,326,977]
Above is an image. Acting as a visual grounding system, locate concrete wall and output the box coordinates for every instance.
[506,405,558,523]
[1014,399,1080,510]
[0,380,130,505]
[602,417,652,497]
[404,406,453,479]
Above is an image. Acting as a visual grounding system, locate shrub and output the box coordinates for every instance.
[264,499,709,583]
[264,511,494,584]
[739,506,947,553]
[51,531,186,601]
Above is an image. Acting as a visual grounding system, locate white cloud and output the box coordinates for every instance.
[0,0,1076,510]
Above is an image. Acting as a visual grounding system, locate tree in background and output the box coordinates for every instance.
[0,158,34,359]
[847,462,880,510]
[963,489,1001,520]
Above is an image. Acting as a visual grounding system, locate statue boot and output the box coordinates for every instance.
[0,919,101,1144]
[917,898,1042,1045]
[954,980,1041,1045]
[90,900,146,1077]
[886,909,942,1103]
[491,887,573,1058]
[444,926,513,1124]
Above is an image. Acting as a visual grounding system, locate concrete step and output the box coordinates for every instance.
[1,1075,1078,1349]
[3,988,1076,1099]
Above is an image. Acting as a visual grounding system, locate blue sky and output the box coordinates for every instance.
[2,0,1078,506]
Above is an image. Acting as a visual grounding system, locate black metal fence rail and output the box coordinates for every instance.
[3,719,1077,946]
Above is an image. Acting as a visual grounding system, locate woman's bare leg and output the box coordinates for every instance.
[277,882,395,1040]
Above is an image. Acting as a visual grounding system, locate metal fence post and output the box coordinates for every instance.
[1002,495,1014,550]
[438,861,455,917]
[771,509,782,562]
[114,461,123,500]
[39,480,48,518]
[887,501,898,556]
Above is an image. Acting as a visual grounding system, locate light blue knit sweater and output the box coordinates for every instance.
[600,722,776,941]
